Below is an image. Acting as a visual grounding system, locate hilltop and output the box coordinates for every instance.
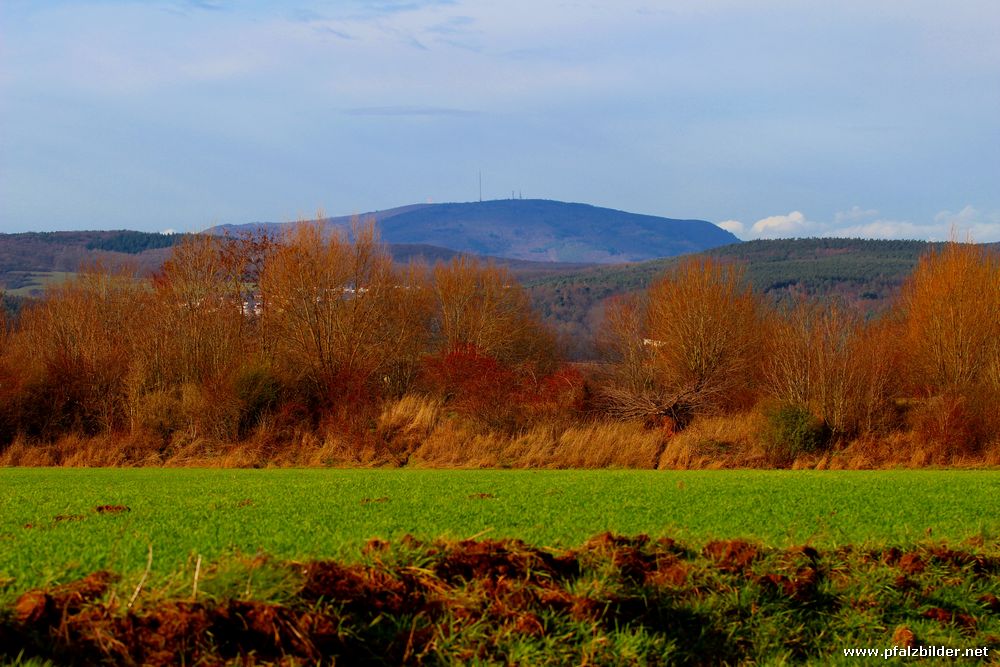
[209,199,739,263]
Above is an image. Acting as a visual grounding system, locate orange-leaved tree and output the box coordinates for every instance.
[7,266,148,437]
[260,219,432,411]
[599,256,764,427]
[422,256,557,426]
[763,298,898,438]
[898,240,1000,449]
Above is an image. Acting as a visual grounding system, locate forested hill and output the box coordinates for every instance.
[0,230,192,274]
[532,238,930,296]
[210,199,739,263]
[526,238,994,356]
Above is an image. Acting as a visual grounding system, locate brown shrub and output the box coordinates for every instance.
[908,394,984,458]
[763,299,899,438]
[258,220,433,424]
[898,240,1000,449]
[3,268,148,438]
[431,256,555,372]
[597,257,765,427]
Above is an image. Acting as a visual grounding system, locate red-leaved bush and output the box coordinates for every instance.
[420,345,516,420]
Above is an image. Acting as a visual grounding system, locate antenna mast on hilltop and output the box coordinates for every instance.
[479,171,482,202]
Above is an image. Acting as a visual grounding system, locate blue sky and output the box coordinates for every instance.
[1,0,998,240]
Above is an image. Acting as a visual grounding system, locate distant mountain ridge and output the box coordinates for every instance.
[209,199,739,263]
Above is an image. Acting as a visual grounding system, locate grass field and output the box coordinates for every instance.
[3,469,1000,665]
[0,271,76,297]
[2,468,999,596]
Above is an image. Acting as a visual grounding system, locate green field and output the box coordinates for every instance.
[3,469,1000,665]
[2,468,998,595]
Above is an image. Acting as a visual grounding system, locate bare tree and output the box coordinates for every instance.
[764,298,898,436]
[900,241,1000,394]
[430,256,555,372]
[146,234,253,387]
[597,257,764,426]
[260,219,431,401]
[10,265,148,434]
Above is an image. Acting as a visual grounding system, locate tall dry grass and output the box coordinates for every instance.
[407,418,665,469]
[658,411,768,469]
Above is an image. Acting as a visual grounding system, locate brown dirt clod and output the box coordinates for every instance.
[880,547,901,565]
[300,561,421,616]
[511,612,545,636]
[94,504,130,513]
[13,571,117,624]
[433,539,567,583]
[788,545,820,562]
[647,562,689,587]
[757,566,819,602]
[979,593,1000,613]
[703,540,759,573]
[891,625,916,648]
[363,538,391,554]
[898,552,925,575]
[921,606,976,630]
[400,534,424,550]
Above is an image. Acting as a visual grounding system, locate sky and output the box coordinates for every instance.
[1,0,998,240]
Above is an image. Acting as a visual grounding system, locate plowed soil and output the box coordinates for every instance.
[2,535,999,665]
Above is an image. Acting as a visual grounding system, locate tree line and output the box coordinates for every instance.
[1,221,998,465]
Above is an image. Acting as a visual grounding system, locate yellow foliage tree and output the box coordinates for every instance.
[260,219,432,402]
[764,299,898,436]
[900,241,1000,394]
[430,256,555,372]
[599,257,764,425]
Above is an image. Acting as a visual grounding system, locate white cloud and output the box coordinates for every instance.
[791,204,1000,242]
[161,228,177,235]
[935,204,980,225]
[827,219,939,240]
[749,210,811,238]
[833,205,879,224]
[716,219,744,235]
[933,205,1000,242]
